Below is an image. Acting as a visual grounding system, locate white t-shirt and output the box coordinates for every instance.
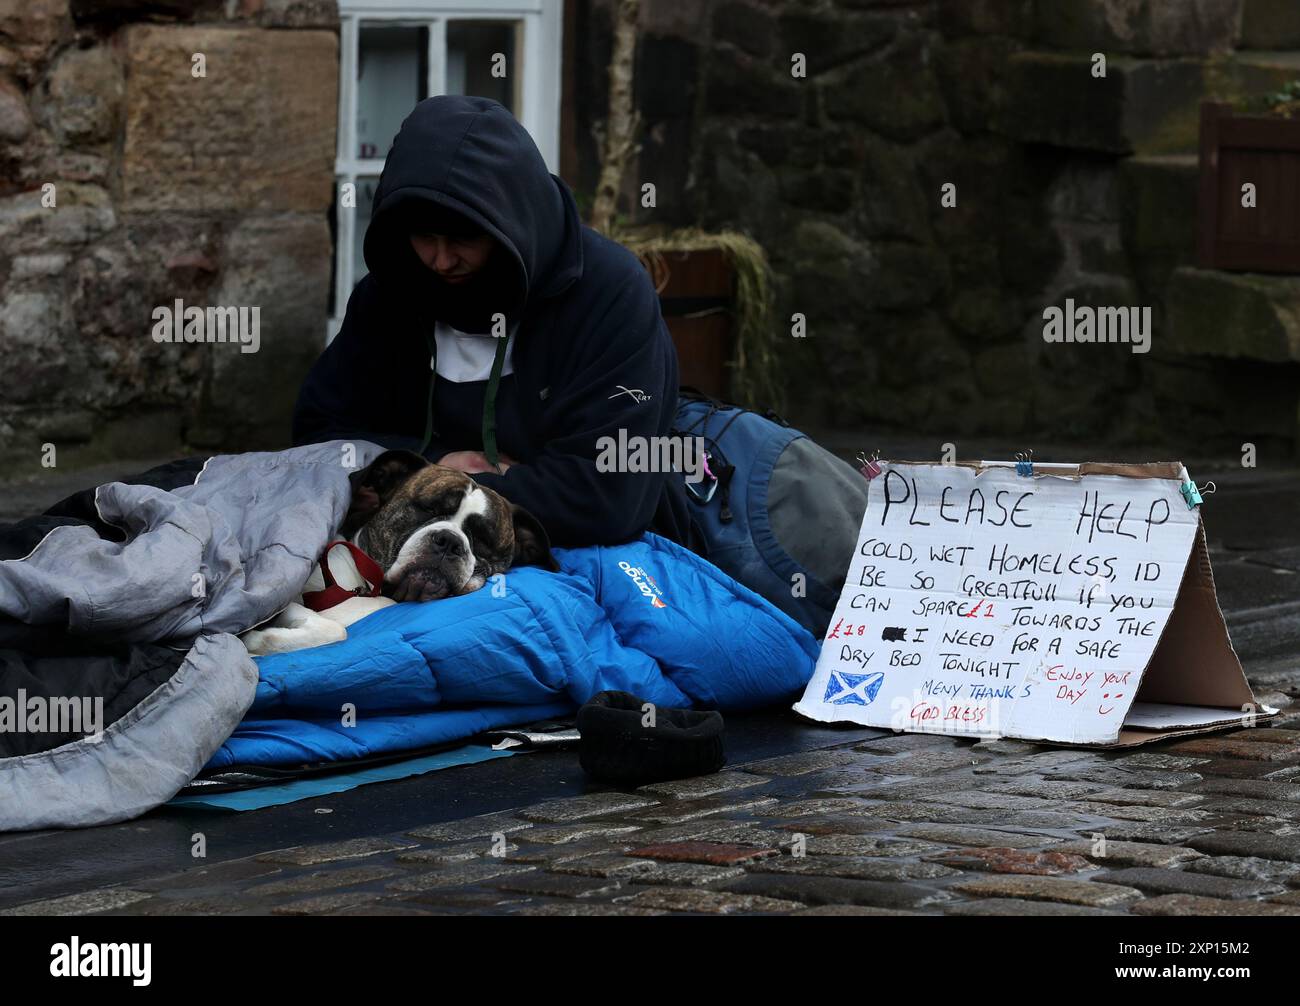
[432,320,515,383]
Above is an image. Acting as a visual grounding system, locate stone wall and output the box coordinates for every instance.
[7,0,1299,477]
[0,0,338,475]
[580,0,1300,458]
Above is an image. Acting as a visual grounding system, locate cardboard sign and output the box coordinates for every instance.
[793,461,1273,747]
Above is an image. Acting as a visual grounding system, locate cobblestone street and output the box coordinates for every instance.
[8,716,1300,917]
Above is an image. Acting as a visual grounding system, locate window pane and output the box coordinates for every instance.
[353,175,380,287]
[356,25,428,159]
[446,20,519,112]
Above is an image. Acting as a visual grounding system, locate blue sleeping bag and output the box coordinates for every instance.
[207,532,819,769]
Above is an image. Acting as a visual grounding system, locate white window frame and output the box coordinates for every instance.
[329,0,564,341]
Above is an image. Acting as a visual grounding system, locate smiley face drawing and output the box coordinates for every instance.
[1099,691,1124,716]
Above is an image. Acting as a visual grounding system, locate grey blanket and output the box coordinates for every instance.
[0,440,383,830]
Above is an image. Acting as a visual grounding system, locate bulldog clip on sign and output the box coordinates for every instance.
[793,459,1275,747]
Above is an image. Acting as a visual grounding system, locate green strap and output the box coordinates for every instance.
[418,330,438,457]
[419,324,511,473]
[481,327,511,474]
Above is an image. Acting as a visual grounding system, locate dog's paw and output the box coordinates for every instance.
[239,628,276,656]
[240,619,347,656]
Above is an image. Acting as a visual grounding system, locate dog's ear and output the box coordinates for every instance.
[510,504,560,572]
[342,449,428,536]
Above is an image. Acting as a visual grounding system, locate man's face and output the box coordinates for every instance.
[408,230,495,285]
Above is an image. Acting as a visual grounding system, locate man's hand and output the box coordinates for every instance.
[437,450,518,474]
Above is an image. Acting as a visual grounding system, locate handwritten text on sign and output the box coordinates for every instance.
[793,464,1199,745]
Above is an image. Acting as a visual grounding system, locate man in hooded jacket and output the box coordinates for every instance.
[293,95,706,554]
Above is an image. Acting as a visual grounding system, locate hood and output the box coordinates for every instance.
[363,95,584,333]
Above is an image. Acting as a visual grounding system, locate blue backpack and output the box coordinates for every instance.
[672,391,870,638]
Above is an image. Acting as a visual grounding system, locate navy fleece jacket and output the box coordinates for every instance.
[293,95,704,553]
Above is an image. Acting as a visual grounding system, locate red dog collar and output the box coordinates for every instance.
[301,540,385,612]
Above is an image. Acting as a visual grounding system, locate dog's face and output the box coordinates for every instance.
[342,450,558,602]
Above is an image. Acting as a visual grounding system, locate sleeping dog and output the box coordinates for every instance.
[241,449,558,655]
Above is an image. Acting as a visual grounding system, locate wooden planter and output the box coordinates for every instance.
[639,247,736,399]
[1198,101,1300,273]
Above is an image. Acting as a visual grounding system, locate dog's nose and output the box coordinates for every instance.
[428,528,465,555]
